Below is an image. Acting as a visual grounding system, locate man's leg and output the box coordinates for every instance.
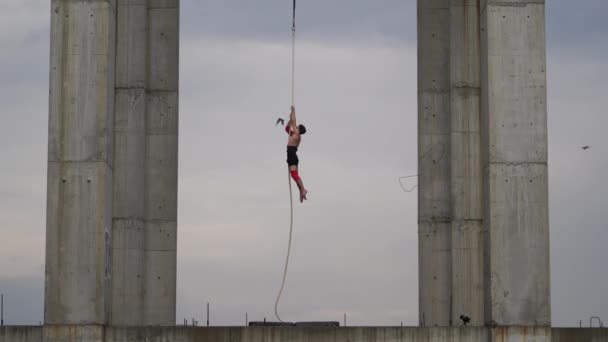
[289,166,307,202]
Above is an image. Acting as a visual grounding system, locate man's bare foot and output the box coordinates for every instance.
[301,189,308,203]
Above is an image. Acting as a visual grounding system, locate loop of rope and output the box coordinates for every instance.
[399,174,419,193]
[275,171,294,322]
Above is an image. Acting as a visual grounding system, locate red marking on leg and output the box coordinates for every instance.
[290,170,301,182]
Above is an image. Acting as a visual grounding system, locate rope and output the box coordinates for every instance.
[398,174,419,193]
[290,0,296,106]
[274,171,294,322]
[275,0,296,323]
[397,143,447,194]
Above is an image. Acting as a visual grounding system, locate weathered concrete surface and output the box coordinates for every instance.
[48,0,179,327]
[0,327,41,342]
[417,0,452,327]
[553,328,608,342]
[45,0,116,325]
[111,0,148,326]
[491,326,550,342]
[107,326,490,341]
[449,0,484,326]
[143,0,180,326]
[420,0,550,327]
[4,326,608,342]
[480,0,550,326]
[43,325,104,342]
[111,0,180,326]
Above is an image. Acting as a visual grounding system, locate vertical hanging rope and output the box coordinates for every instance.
[290,0,296,106]
[275,0,296,323]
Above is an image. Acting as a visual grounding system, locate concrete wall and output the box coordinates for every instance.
[480,0,550,326]
[553,328,608,342]
[417,0,452,327]
[48,0,179,327]
[3,326,608,342]
[449,0,484,326]
[0,327,41,342]
[111,0,148,326]
[45,0,116,324]
[112,0,180,326]
[43,326,104,342]
[106,327,491,342]
[418,0,485,326]
[143,0,180,326]
[418,0,550,327]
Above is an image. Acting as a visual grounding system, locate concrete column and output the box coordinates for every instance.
[480,0,550,325]
[111,0,148,326]
[45,0,116,324]
[449,0,484,326]
[143,0,179,325]
[417,0,452,326]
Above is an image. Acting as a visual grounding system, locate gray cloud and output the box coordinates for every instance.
[181,0,416,45]
[547,0,608,50]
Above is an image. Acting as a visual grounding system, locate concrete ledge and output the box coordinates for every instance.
[43,325,104,342]
[0,326,41,342]
[553,328,608,342]
[2,326,608,342]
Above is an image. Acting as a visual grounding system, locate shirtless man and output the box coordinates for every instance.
[285,106,308,202]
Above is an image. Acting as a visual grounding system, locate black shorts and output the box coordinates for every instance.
[286,146,299,166]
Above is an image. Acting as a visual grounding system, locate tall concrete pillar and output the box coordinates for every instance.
[417,0,452,327]
[45,0,116,324]
[480,0,550,325]
[419,0,549,327]
[47,0,179,327]
[449,0,484,325]
[111,0,148,326]
[143,0,179,325]
[112,0,179,326]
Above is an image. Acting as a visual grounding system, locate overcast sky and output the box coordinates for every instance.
[0,0,607,327]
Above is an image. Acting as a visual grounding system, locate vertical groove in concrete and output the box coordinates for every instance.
[45,0,116,324]
[480,0,550,326]
[417,0,452,326]
[111,0,148,326]
[449,0,484,326]
[143,0,179,325]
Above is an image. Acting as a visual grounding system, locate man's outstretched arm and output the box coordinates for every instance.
[289,105,297,130]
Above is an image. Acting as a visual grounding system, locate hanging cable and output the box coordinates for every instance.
[275,0,296,323]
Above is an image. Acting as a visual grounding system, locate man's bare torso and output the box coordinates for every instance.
[287,126,301,147]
